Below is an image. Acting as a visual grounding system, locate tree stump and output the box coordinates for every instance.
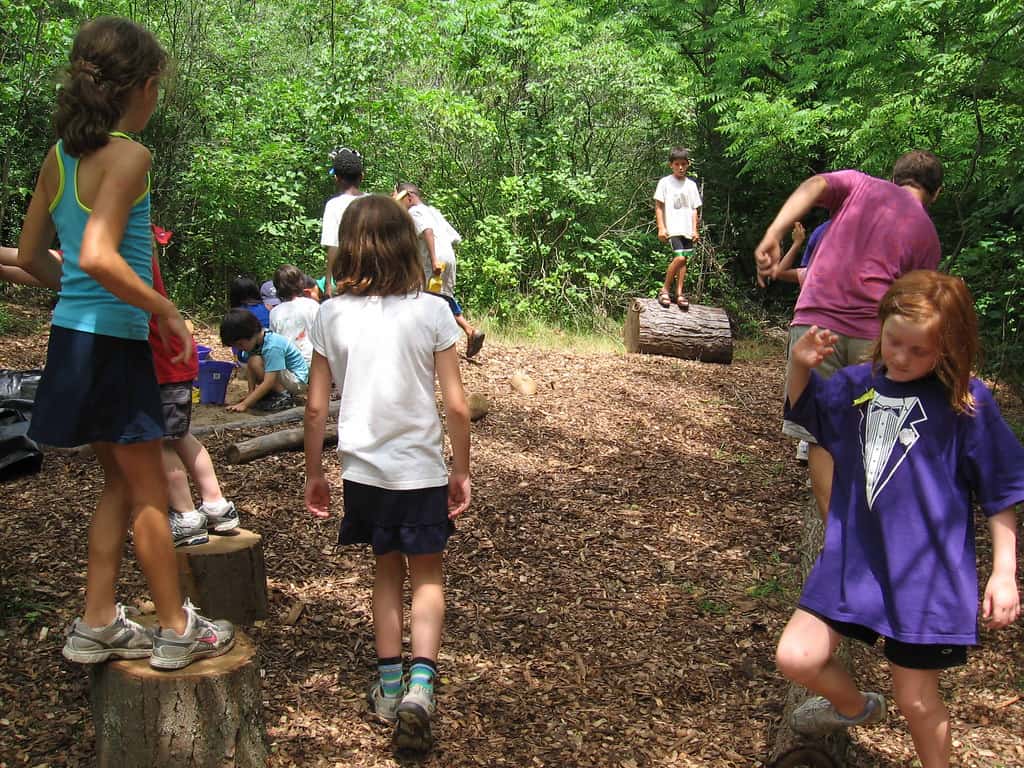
[623,297,733,363]
[177,529,268,625]
[89,630,267,768]
[768,495,850,768]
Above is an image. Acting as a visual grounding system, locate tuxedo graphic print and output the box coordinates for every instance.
[861,394,928,508]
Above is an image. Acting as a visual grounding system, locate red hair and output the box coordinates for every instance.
[871,270,979,413]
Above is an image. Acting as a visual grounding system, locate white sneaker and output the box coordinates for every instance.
[200,500,240,532]
[169,509,209,547]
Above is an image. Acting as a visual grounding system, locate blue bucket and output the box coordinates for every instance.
[196,344,212,361]
[198,360,235,404]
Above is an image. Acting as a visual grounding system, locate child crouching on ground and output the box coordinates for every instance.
[776,271,1023,768]
[220,308,308,412]
[304,194,470,756]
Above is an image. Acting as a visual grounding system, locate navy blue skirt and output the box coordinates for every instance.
[340,480,454,555]
[28,326,164,447]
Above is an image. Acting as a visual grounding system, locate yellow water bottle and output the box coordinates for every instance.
[427,263,445,293]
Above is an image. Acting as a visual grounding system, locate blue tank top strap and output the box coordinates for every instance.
[50,133,154,341]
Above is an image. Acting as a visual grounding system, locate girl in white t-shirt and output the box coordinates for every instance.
[304,194,471,756]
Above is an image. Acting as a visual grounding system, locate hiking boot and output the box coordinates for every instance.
[200,500,240,533]
[393,683,436,754]
[367,680,403,723]
[791,692,886,737]
[169,509,209,547]
[62,603,152,663]
[254,390,295,412]
[466,331,485,359]
[150,599,235,670]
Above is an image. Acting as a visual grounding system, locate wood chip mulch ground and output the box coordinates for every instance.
[1,289,1022,767]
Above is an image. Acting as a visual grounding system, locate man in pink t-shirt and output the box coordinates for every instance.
[754,150,943,520]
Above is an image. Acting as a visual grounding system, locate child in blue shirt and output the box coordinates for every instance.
[219,308,309,412]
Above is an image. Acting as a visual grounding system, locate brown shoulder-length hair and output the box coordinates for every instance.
[55,17,166,157]
[871,270,979,414]
[332,195,424,297]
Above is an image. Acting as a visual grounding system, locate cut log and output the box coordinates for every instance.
[89,629,267,768]
[623,297,733,363]
[225,423,338,464]
[177,528,268,625]
[768,495,849,768]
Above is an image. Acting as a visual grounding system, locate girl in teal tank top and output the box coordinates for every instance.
[15,17,234,671]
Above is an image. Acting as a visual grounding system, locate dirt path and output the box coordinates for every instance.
[1,293,1021,767]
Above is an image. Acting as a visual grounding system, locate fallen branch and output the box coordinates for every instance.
[225,423,338,464]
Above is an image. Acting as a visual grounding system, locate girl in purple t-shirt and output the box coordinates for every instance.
[777,271,1024,768]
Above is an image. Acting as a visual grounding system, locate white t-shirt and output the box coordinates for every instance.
[308,292,461,490]
[408,203,459,295]
[320,192,364,247]
[653,175,702,238]
[269,296,320,363]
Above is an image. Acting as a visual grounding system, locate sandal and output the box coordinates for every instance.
[658,290,671,308]
[676,294,689,311]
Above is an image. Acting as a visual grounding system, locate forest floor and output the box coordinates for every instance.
[1,287,1022,768]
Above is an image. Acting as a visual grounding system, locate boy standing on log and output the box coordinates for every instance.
[654,147,702,310]
[754,151,943,521]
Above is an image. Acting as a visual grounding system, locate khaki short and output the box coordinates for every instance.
[278,369,309,395]
[782,325,875,443]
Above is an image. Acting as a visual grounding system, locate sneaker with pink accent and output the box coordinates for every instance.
[150,599,235,670]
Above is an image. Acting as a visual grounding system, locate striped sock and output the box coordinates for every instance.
[377,657,403,698]
[409,658,437,694]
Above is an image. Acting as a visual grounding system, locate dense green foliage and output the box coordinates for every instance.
[1,0,1022,385]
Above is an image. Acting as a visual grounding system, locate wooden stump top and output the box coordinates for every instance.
[108,627,256,681]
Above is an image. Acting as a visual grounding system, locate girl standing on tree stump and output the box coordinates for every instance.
[16,16,233,670]
[776,271,1023,768]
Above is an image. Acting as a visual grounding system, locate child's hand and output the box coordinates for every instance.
[982,572,1020,629]
[657,228,668,242]
[226,401,248,413]
[305,475,331,519]
[158,309,193,365]
[792,222,806,244]
[447,472,471,520]
[791,326,838,369]
[754,235,781,288]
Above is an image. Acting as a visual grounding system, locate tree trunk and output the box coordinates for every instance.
[225,424,338,464]
[89,630,267,768]
[768,495,848,768]
[623,298,733,363]
[177,529,268,625]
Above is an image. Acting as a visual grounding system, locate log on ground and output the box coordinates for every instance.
[225,423,338,464]
[177,528,268,625]
[89,630,267,768]
[623,298,733,363]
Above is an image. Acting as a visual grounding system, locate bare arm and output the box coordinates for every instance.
[303,352,333,518]
[982,508,1020,629]
[772,222,807,284]
[691,207,700,242]
[324,246,338,296]
[422,228,441,274]
[436,344,471,518]
[16,150,63,291]
[754,175,828,287]
[228,368,279,412]
[654,200,667,241]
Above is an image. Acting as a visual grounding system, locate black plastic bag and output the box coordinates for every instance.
[0,398,42,480]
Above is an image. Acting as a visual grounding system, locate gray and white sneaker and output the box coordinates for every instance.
[169,509,209,547]
[150,599,235,670]
[200,500,240,533]
[367,680,403,723]
[791,692,886,737]
[393,683,436,753]
[62,603,152,663]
